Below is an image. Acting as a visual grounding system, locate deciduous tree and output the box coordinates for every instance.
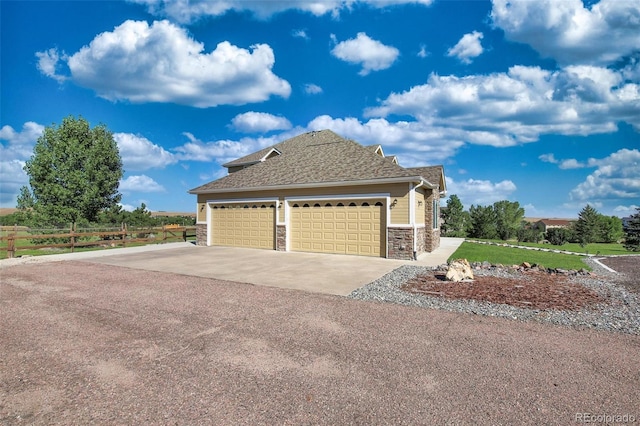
[21,116,123,224]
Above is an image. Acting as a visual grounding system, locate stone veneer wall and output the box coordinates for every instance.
[387,227,415,260]
[196,224,207,246]
[423,186,441,253]
[276,225,286,251]
[415,227,427,255]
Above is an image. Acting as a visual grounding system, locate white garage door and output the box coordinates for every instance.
[290,200,385,257]
[210,203,275,249]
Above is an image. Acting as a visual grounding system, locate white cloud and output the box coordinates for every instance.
[230,112,292,133]
[447,31,484,64]
[331,32,400,76]
[614,204,639,216]
[0,122,45,207]
[292,29,309,40]
[306,115,464,165]
[119,175,166,193]
[365,65,640,146]
[538,153,558,164]
[417,44,429,58]
[445,176,517,206]
[131,0,433,23]
[491,0,640,66]
[173,131,291,164]
[0,122,44,161]
[304,83,323,95]
[38,20,291,108]
[114,133,177,171]
[35,48,68,83]
[570,149,640,202]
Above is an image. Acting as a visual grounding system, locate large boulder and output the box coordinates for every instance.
[445,259,474,282]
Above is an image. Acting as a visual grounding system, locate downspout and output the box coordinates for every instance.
[412,181,425,260]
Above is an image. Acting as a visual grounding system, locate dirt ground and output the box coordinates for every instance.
[1,261,639,425]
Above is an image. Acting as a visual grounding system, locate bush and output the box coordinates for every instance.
[546,228,571,245]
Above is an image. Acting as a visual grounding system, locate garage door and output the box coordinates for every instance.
[210,203,275,249]
[290,200,385,257]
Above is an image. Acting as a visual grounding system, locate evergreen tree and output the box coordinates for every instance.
[441,194,466,237]
[493,200,525,240]
[623,208,640,252]
[468,204,497,239]
[574,204,600,246]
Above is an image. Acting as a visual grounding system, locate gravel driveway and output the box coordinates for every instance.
[2,261,639,425]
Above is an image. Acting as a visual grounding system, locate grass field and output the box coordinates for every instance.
[472,239,628,255]
[449,242,592,270]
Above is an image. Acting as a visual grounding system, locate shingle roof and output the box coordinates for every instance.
[406,165,446,191]
[189,130,444,193]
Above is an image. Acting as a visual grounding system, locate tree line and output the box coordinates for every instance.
[441,194,640,251]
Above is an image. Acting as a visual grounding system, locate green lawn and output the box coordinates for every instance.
[449,242,591,270]
[470,239,627,255]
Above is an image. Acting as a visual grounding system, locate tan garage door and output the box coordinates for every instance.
[290,200,385,257]
[211,203,275,249]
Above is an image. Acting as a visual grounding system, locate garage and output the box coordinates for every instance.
[210,203,275,249]
[290,200,385,257]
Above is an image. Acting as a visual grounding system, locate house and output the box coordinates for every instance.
[532,218,573,233]
[188,130,446,260]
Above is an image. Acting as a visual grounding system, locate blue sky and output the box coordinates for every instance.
[1,0,639,218]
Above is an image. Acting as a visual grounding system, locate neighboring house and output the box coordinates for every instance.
[532,219,573,233]
[189,130,446,260]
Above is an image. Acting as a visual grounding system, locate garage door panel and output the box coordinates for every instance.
[211,204,275,249]
[290,201,385,257]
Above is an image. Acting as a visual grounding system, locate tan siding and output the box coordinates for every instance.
[196,202,207,222]
[415,189,425,224]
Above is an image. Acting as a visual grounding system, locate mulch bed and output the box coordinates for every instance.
[401,271,605,311]
[597,256,640,294]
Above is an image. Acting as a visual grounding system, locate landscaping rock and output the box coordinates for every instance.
[446,259,474,282]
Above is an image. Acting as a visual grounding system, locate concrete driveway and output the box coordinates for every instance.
[3,238,464,295]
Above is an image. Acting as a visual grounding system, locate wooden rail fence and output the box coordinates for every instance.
[0,224,196,259]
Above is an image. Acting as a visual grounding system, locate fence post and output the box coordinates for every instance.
[70,222,75,253]
[163,225,167,241]
[122,223,127,247]
[7,225,16,258]
[183,228,187,242]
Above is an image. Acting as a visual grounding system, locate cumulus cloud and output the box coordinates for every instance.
[307,115,464,165]
[113,133,177,171]
[231,112,292,133]
[173,131,292,165]
[119,175,166,193]
[330,32,400,76]
[37,20,291,108]
[0,122,45,207]
[304,83,323,95]
[445,176,517,206]
[447,31,484,64]
[35,48,68,83]
[570,149,640,202]
[491,0,640,66]
[365,65,640,146]
[131,0,433,23]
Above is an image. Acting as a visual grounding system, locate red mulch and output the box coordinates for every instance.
[401,271,605,311]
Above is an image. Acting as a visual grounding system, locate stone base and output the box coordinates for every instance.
[196,224,207,246]
[387,227,414,260]
[276,225,286,251]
